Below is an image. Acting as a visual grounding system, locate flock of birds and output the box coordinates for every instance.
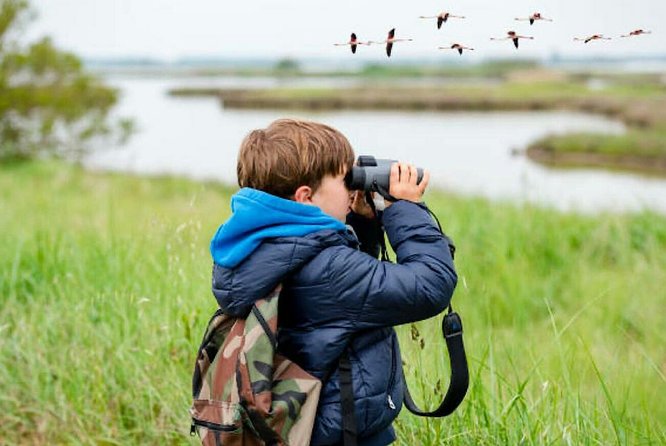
[334,10,653,57]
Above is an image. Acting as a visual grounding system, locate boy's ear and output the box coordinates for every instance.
[293,185,314,204]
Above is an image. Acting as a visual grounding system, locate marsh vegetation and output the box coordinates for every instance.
[2,162,664,444]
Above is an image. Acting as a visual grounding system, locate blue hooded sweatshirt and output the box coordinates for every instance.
[210,188,457,445]
[211,188,346,268]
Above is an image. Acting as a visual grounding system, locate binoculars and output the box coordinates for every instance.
[344,156,424,200]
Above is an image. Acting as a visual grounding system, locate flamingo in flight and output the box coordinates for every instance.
[574,34,612,43]
[439,43,474,55]
[373,28,413,57]
[515,12,553,25]
[333,33,370,54]
[491,31,534,49]
[419,12,466,30]
[620,29,652,37]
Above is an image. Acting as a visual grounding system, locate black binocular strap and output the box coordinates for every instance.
[403,309,469,417]
[339,350,358,446]
[339,200,468,445]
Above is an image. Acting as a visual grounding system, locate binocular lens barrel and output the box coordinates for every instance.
[345,157,424,193]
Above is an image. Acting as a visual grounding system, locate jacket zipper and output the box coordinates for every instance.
[386,335,397,409]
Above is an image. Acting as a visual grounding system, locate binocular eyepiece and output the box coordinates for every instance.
[344,156,424,199]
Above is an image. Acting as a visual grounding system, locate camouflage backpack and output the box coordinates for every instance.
[190,285,322,446]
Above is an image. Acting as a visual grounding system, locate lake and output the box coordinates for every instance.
[85,75,666,214]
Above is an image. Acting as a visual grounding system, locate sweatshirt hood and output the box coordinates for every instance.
[210,187,346,268]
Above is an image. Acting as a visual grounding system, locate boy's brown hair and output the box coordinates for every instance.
[237,119,355,198]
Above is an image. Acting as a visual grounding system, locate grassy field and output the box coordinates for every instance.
[1,161,665,445]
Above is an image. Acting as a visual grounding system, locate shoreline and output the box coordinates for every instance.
[168,86,663,127]
[169,84,666,176]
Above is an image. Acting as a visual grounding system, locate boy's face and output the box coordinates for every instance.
[310,171,352,222]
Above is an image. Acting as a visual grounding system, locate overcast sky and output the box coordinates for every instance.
[27,0,666,62]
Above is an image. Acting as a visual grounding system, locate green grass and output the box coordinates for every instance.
[1,162,665,445]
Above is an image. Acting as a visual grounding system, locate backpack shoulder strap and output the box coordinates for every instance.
[191,308,227,398]
[339,350,358,446]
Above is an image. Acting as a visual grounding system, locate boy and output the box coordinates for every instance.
[210,119,457,445]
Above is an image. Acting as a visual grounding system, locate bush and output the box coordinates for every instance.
[0,0,133,162]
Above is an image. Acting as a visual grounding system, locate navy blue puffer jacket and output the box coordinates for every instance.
[211,193,457,445]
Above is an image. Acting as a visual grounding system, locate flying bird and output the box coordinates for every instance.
[439,43,474,55]
[574,34,612,43]
[491,31,534,49]
[515,12,553,25]
[374,28,413,57]
[620,29,652,37]
[419,12,466,30]
[333,33,370,54]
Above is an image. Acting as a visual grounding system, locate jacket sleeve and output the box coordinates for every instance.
[328,200,457,329]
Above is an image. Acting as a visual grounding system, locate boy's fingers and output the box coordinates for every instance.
[409,164,418,185]
[354,191,366,205]
[399,162,408,183]
[418,169,430,193]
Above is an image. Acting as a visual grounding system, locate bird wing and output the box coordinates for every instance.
[437,16,444,29]
[351,43,357,54]
[513,38,519,48]
[351,33,357,42]
[388,28,395,39]
[386,42,393,57]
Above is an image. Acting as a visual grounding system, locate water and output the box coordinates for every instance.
[85,76,666,215]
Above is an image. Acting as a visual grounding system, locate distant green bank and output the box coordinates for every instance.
[98,59,545,80]
[1,161,665,444]
[170,76,666,175]
[527,130,666,175]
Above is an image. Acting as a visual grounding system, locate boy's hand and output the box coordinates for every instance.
[350,190,375,219]
[387,162,430,206]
